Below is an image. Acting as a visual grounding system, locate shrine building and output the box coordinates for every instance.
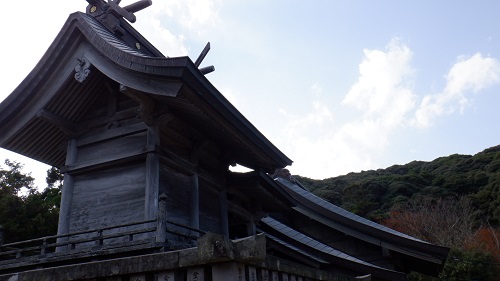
[0,1,449,280]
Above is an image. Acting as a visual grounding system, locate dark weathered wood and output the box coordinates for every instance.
[85,50,183,98]
[190,174,200,237]
[36,109,80,135]
[219,190,229,238]
[157,193,168,243]
[194,42,210,67]
[79,107,138,129]
[123,0,153,13]
[160,166,192,242]
[76,131,147,164]
[69,164,146,241]
[145,125,160,220]
[76,120,146,147]
[56,138,78,252]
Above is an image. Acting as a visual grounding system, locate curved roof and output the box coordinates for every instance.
[260,216,408,281]
[274,177,450,276]
[0,12,292,171]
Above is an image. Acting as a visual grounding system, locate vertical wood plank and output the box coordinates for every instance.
[289,275,297,281]
[219,190,229,237]
[280,273,289,281]
[56,138,77,252]
[145,125,160,220]
[190,174,199,237]
[187,267,205,281]
[247,219,256,236]
[157,193,168,243]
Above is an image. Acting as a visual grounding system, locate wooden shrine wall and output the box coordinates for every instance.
[69,163,146,234]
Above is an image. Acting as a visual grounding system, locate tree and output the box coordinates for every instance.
[0,160,61,243]
[383,196,477,248]
[382,196,500,281]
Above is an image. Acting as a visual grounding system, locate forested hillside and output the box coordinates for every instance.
[297,145,500,225]
[297,145,500,280]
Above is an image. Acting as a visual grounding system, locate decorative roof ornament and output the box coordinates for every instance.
[85,0,152,36]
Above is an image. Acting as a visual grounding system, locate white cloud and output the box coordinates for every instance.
[279,39,417,178]
[342,38,416,123]
[282,45,500,179]
[140,0,221,33]
[133,0,222,57]
[135,17,188,56]
[414,53,500,128]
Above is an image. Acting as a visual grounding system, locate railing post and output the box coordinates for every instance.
[41,238,48,255]
[96,229,104,246]
[157,193,168,244]
[0,225,4,246]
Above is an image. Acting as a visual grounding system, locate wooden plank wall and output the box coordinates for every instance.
[160,166,192,242]
[199,183,223,234]
[69,163,146,244]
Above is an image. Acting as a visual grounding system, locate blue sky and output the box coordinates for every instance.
[1,1,500,187]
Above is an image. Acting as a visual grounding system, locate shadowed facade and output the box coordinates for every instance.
[0,1,449,280]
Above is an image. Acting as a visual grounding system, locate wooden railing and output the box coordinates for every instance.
[0,219,157,261]
[0,218,206,263]
[0,193,208,264]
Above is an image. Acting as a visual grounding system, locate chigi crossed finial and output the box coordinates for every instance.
[85,0,152,35]
[86,0,152,23]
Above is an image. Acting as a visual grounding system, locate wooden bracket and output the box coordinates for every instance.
[36,109,81,136]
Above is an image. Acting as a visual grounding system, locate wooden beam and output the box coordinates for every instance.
[36,109,80,135]
[120,84,157,125]
[194,42,210,67]
[76,122,147,147]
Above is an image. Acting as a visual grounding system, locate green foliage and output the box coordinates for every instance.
[298,145,500,225]
[437,248,500,281]
[297,145,500,279]
[407,248,500,281]
[0,160,61,243]
[0,159,35,196]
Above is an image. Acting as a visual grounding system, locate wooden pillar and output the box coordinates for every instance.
[56,138,77,251]
[219,190,229,238]
[157,193,168,243]
[190,174,200,237]
[247,216,257,236]
[145,126,160,220]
